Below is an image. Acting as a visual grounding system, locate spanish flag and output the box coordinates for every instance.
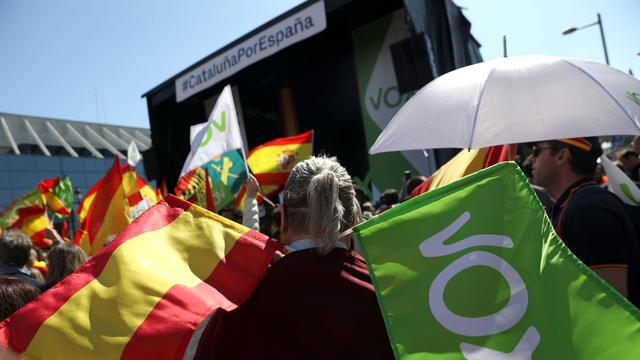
[137,174,160,206]
[246,130,313,197]
[38,177,73,218]
[0,189,49,247]
[10,204,49,248]
[411,144,517,196]
[122,164,159,220]
[232,184,263,212]
[122,164,144,208]
[74,158,129,255]
[77,178,104,224]
[156,178,168,199]
[77,166,157,226]
[175,167,210,209]
[0,195,278,359]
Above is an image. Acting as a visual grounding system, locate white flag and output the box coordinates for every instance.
[600,155,640,206]
[190,122,207,144]
[127,141,142,167]
[180,85,244,176]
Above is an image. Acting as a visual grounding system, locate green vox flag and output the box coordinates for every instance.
[355,162,640,359]
[53,177,73,218]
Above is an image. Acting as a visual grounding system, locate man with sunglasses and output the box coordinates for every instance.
[531,137,640,307]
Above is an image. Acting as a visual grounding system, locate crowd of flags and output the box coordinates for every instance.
[0,83,315,358]
[2,82,640,358]
[0,177,72,247]
[0,86,314,254]
[0,196,280,359]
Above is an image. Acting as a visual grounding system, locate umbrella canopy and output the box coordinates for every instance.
[370,55,640,154]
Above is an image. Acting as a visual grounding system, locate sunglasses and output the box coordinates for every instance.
[532,145,554,157]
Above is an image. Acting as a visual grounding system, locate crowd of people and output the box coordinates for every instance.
[0,232,87,321]
[1,135,639,357]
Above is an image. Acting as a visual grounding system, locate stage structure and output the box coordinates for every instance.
[143,0,482,199]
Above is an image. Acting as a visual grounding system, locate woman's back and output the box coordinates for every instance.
[196,248,394,359]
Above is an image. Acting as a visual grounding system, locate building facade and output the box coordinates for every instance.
[0,112,152,231]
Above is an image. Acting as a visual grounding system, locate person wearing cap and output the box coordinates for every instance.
[531,137,640,307]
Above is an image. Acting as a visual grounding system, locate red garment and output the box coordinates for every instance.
[195,248,394,359]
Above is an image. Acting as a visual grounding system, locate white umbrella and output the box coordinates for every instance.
[370,55,640,154]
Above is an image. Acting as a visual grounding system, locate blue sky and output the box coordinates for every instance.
[0,0,637,129]
[456,0,639,72]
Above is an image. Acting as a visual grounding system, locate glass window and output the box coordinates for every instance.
[0,191,15,210]
[61,157,85,173]
[0,171,10,187]
[84,173,103,187]
[35,156,61,172]
[10,172,40,190]
[5,155,36,171]
[82,158,101,172]
[12,188,34,200]
[75,187,90,200]
[38,171,63,180]
[66,173,87,189]
[102,158,116,171]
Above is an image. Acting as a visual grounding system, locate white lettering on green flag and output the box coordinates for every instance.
[355,162,640,359]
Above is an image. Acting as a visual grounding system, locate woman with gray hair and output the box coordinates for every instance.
[195,156,393,359]
[279,155,360,254]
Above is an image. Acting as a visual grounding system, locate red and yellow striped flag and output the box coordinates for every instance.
[122,164,144,208]
[10,204,49,248]
[0,189,49,247]
[156,178,168,199]
[0,195,279,359]
[77,178,104,224]
[137,176,160,205]
[246,130,313,198]
[174,167,213,211]
[74,158,129,255]
[38,177,73,217]
[412,144,517,196]
[122,164,159,220]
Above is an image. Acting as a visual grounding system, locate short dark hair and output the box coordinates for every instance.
[380,189,399,206]
[619,149,638,160]
[548,137,602,176]
[354,187,370,207]
[0,276,40,321]
[0,231,33,267]
[406,176,427,195]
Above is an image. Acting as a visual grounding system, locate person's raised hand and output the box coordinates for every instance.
[246,174,259,198]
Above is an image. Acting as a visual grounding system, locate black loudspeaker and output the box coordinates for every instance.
[142,147,159,181]
[390,33,435,94]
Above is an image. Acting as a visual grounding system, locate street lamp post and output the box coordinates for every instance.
[562,12,610,65]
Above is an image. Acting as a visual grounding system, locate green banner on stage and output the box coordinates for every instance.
[352,10,436,198]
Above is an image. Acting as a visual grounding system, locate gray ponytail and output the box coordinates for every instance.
[283,156,358,255]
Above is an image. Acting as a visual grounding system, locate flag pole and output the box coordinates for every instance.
[242,147,276,208]
[502,39,512,161]
[258,193,276,208]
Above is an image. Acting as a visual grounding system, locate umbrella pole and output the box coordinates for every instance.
[503,35,508,57]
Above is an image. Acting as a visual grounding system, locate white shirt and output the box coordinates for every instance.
[285,238,348,254]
